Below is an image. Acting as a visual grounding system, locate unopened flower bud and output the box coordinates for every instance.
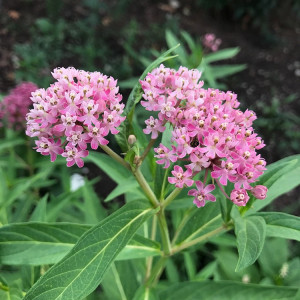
[251,185,268,199]
[128,134,137,145]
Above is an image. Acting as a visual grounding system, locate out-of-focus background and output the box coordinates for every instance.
[0,0,300,212]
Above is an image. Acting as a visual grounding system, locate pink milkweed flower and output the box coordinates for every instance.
[35,137,64,162]
[251,185,268,200]
[168,165,194,188]
[154,144,177,168]
[62,145,89,168]
[188,181,216,207]
[230,189,249,206]
[143,116,165,139]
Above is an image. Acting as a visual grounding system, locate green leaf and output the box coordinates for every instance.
[208,64,246,79]
[159,281,298,300]
[0,138,25,153]
[23,202,157,300]
[86,151,132,184]
[133,286,158,300]
[0,222,90,265]
[165,30,187,66]
[234,213,266,271]
[29,194,48,222]
[194,261,217,281]
[204,47,241,64]
[161,123,173,149]
[82,179,107,224]
[249,155,300,213]
[176,202,223,244]
[104,178,139,202]
[0,222,161,266]
[255,212,300,241]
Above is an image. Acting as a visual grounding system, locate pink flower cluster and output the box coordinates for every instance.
[140,64,267,207]
[25,67,125,168]
[203,33,222,52]
[0,82,38,130]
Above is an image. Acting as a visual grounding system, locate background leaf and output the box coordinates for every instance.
[234,213,266,271]
[23,202,157,300]
[159,281,298,300]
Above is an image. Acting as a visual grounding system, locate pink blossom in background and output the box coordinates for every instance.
[26,67,125,168]
[203,33,222,52]
[141,64,267,207]
[0,82,38,130]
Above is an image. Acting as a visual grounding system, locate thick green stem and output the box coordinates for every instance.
[145,257,168,287]
[162,187,182,208]
[157,209,171,256]
[99,144,131,170]
[133,168,160,207]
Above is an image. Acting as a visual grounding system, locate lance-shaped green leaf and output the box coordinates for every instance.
[0,223,161,266]
[254,212,300,241]
[234,213,266,271]
[116,44,179,152]
[203,47,241,63]
[159,281,298,300]
[175,202,223,244]
[23,202,158,300]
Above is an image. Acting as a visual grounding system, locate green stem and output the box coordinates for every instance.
[162,187,182,208]
[133,168,160,207]
[173,225,227,254]
[138,138,156,164]
[145,215,158,280]
[157,209,171,256]
[0,282,9,291]
[99,144,131,170]
[145,257,168,287]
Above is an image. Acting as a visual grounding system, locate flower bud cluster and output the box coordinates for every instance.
[0,82,38,130]
[25,67,125,167]
[140,64,267,207]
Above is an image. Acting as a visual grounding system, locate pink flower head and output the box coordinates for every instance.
[140,64,267,208]
[0,82,38,130]
[168,165,194,188]
[230,189,249,206]
[25,67,125,167]
[251,185,268,200]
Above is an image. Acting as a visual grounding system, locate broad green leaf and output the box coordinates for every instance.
[204,47,241,64]
[176,202,223,244]
[255,212,300,241]
[234,213,266,271]
[116,44,179,152]
[0,222,89,265]
[248,155,300,213]
[0,222,161,265]
[159,281,298,300]
[104,178,139,202]
[209,64,246,79]
[29,194,48,222]
[86,151,132,184]
[24,202,157,300]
